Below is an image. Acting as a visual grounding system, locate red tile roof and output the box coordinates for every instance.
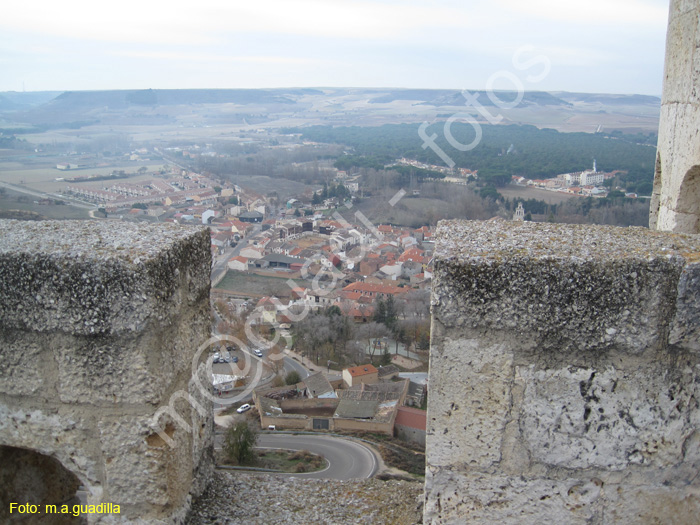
[345,364,378,377]
[398,248,425,263]
[348,306,374,318]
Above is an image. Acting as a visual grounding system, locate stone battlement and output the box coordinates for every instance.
[0,220,214,524]
[425,220,700,523]
[0,219,211,336]
[433,220,700,354]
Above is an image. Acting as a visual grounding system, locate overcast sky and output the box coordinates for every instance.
[0,0,670,95]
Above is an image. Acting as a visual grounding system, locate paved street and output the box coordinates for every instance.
[211,222,261,285]
[282,353,311,379]
[217,433,379,480]
[256,434,378,479]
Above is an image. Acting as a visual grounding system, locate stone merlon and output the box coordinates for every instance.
[650,0,700,234]
[0,219,214,523]
[433,219,700,354]
[426,219,700,523]
[0,220,212,335]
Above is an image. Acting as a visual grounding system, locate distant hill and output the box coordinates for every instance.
[1,88,312,126]
[0,95,21,112]
[369,89,571,107]
[554,92,661,106]
[46,88,303,110]
[0,87,660,133]
[0,91,62,111]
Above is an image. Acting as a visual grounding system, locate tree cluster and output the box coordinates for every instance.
[290,290,431,368]
[311,182,350,204]
[296,123,656,190]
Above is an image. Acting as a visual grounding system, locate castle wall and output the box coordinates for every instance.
[0,220,214,524]
[425,220,700,523]
[650,0,700,233]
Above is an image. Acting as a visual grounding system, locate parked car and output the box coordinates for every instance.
[236,403,251,414]
[232,356,239,363]
[253,349,263,358]
[212,352,221,363]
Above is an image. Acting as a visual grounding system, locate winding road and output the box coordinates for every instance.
[216,432,379,480]
[257,433,379,479]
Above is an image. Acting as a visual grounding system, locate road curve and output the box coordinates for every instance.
[283,355,310,379]
[256,433,378,480]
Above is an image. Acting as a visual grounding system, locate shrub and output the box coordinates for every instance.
[285,370,302,385]
[223,422,258,465]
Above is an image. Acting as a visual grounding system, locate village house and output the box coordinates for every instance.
[239,246,264,260]
[341,282,409,301]
[253,376,408,436]
[227,256,248,272]
[342,364,379,388]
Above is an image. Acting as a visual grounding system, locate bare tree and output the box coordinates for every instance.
[356,322,391,362]
[293,314,332,365]
[403,289,430,319]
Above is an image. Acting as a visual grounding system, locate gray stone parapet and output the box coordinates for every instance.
[425,219,700,523]
[0,220,214,524]
[0,219,211,335]
[432,219,700,355]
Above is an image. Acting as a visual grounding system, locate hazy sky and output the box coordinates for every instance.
[1,0,669,95]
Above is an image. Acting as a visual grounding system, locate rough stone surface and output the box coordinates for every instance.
[650,0,700,233]
[186,471,423,524]
[0,220,211,337]
[425,220,700,524]
[0,220,214,524]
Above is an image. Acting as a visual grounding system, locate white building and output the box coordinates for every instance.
[580,170,605,186]
[513,202,525,221]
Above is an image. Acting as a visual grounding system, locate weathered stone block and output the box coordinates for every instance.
[519,364,698,470]
[431,221,699,354]
[604,484,700,523]
[670,262,700,349]
[0,220,213,524]
[0,330,56,397]
[427,338,514,470]
[424,469,602,524]
[425,220,700,524]
[0,403,102,489]
[0,220,211,407]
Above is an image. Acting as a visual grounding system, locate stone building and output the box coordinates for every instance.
[512,202,525,221]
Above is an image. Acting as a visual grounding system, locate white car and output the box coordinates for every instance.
[236,403,251,414]
[253,349,264,358]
